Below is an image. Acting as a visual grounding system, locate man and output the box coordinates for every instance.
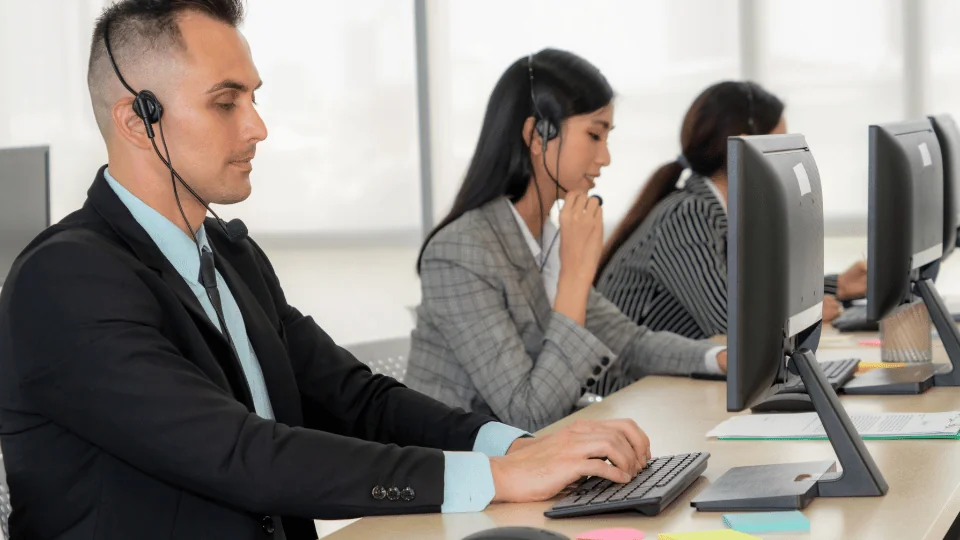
[0,1,652,539]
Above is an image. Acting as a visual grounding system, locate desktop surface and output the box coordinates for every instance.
[324,336,960,540]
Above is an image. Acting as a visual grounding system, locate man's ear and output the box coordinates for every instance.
[112,97,154,150]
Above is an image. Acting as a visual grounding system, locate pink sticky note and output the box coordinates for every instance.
[577,528,646,540]
[858,338,882,347]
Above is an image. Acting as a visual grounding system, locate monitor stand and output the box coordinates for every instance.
[691,349,888,511]
[843,278,960,395]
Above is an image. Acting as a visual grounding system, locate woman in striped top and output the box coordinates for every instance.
[595,81,863,340]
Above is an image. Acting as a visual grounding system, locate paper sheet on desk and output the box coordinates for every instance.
[707,411,960,440]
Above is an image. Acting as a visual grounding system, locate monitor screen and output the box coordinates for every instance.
[0,146,50,286]
[867,120,943,322]
[929,114,960,260]
[727,134,824,412]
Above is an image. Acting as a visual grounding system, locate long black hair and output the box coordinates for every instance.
[417,48,614,272]
[597,80,784,279]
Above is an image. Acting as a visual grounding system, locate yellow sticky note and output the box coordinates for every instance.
[658,531,760,540]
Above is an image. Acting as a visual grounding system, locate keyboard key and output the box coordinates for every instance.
[591,484,624,504]
[608,487,637,502]
[551,495,582,508]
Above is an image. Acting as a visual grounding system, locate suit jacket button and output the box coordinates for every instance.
[261,516,275,535]
[593,366,602,376]
[401,487,416,501]
[372,486,387,500]
[601,356,611,366]
[387,487,401,501]
[586,378,596,387]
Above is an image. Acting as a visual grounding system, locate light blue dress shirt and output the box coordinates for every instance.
[104,169,528,513]
[105,169,275,419]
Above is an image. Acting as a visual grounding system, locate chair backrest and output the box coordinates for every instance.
[343,336,411,383]
[1,450,10,540]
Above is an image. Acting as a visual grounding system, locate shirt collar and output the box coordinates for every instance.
[507,199,558,263]
[104,168,209,285]
[702,177,728,213]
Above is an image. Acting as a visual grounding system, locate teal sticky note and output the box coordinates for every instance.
[722,511,810,534]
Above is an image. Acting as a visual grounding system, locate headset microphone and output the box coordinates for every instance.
[225,218,248,243]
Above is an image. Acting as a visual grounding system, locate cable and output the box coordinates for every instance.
[538,127,563,273]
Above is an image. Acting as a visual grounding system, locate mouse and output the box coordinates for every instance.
[463,526,570,540]
[749,392,815,413]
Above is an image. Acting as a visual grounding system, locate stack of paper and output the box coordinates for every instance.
[707,411,960,440]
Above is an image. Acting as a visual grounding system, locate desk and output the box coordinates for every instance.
[326,335,960,540]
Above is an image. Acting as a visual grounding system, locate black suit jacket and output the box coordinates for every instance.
[0,167,494,540]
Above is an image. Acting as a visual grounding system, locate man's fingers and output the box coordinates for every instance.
[576,433,638,478]
[576,458,632,484]
[606,419,651,467]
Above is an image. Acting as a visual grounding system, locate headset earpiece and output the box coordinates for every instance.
[535,117,559,142]
[132,90,163,138]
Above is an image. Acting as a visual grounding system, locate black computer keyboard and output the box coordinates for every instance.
[777,358,860,394]
[544,452,709,518]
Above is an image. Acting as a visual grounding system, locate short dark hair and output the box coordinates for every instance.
[87,0,245,133]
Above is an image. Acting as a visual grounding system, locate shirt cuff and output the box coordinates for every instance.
[441,451,496,513]
[472,422,531,457]
[703,346,726,375]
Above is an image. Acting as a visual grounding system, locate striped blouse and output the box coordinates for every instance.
[597,175,838,340]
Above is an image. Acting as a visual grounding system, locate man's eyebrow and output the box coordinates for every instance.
[206,79,264,93]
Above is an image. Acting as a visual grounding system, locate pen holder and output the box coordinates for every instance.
[879,300,932,363]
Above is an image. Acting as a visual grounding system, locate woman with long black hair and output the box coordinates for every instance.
[596,81,864,341]
[405,49,725,432]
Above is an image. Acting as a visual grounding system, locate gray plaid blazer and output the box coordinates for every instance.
[406,198,715,431]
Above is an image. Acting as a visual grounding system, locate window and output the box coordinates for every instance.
[231,1,422,236]
[755,0,904,226]
[427,0,740,228]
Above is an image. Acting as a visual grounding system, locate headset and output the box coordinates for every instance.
[103,21,246,352]
[526,54,603,273]
[527,54,565,272]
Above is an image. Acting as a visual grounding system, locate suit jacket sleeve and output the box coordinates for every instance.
[7,239,475,519]
[419,235,625,432]
[585,287,714,379]
[246,239,494,451]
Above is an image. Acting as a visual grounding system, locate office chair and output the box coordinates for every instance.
[344,337,411,383]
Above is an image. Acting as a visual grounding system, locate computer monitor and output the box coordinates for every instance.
[929,114,960,261]
[691,134,887,512]
[0,146,50,286]
[846,120,960,394]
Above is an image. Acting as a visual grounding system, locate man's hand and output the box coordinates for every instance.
[822,295,842,323]
[490,419,651,504]
[505,436,539,454]
[837,260,867,300]
[717,350,728,373]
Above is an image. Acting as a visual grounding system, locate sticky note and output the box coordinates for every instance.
[658,531,759,540]
[722,511,810,533]
[919,142,933,167]
[577,528,645,540]
[858,338,882,347]
[793,162,812,196]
